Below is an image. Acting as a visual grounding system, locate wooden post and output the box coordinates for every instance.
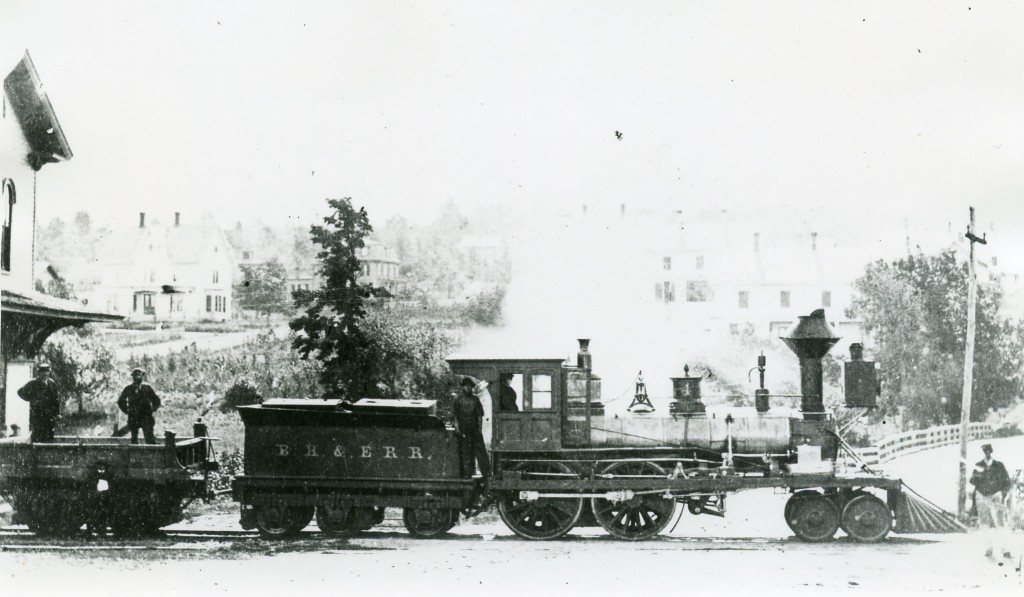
[957,206,986,519]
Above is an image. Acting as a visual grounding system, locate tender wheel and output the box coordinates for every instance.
[403,507,455,538]
[316,505,357,538]
[591,462,675,540]
[841,494,892,543]
[787,493,840,542]
[255,505,312,538]
[498,461,583,540]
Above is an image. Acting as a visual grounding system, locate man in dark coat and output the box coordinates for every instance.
[452,376,490,481]
[498,374,519,411]
[969,443,1013,559]
[17,363,60,442]
[117,368,161,445]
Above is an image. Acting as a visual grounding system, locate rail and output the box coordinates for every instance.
[850,422,995,467]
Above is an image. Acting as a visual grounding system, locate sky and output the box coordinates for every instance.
[3,0,1023,249]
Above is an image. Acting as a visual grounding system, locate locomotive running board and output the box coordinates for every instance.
[894,484,967,534]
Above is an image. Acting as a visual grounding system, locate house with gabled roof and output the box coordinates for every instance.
[92,211,235,321]
[1,51,122,435]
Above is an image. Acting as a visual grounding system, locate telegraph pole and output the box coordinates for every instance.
[957,206,987,519]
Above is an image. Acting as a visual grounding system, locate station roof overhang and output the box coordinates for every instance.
[2,289,122,358]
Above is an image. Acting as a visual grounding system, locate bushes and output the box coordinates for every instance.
[126,328,322,400]
[222,380,263,412]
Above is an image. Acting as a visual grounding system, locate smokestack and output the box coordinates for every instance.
[811,232,817,251]
[577,339,592,370]
[754,232,760,252]
[781,309,839,421]
[582,204,588,216]
[620,204,626,217]
[139,212,145,228]
[174,212,181,227]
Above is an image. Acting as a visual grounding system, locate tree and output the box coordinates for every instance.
[40,326,117,415]
[290,198,388,398]
[849,250,1024,428]
[235,258,289,319]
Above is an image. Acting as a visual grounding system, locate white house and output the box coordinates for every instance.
[92,212,235,322]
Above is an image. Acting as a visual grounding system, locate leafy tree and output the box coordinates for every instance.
[235,258,289,319]
[358,303,456,400]
[40,326,118,414]
[849,249,1024,428]
[289,198,389,398]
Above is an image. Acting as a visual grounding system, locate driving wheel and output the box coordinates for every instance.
[498,461,583,540]
[591,461,675,540]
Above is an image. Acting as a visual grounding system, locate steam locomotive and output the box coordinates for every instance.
[233,310,958,541]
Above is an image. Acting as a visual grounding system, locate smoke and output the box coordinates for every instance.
[459,205,804,414]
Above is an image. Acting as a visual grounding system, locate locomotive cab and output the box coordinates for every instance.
[447,357,569,451]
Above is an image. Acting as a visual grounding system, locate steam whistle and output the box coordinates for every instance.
[628,371,655,414]
[754,353,770,413]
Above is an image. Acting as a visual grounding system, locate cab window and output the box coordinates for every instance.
[527,372,554,410]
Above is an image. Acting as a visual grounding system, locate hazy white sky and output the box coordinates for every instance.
[4,1,1023,250]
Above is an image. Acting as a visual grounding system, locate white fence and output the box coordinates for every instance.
[851,422,995,467]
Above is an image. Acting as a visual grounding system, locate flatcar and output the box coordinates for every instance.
[0,422,217,536]
[234,309,961,542]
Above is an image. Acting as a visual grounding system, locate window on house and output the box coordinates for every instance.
[1,179,15,272]
[212,271,219,284]
[738,291,750,309]
[729,323,739,335]
[149,270,156,283]
[170,295,183,312]
[206,295,212,312]
[663,256,671,271]
[142,294,154,315]
[528,372,554,410]
[663,281,675,302]
[685,280,711,302]
[695,255,704,270]
[780,290,791,308]
[821,290,832,308]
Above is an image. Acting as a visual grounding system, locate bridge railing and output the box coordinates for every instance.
[850,422,995,467]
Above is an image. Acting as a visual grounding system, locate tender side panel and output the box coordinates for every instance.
[239,407,462,481]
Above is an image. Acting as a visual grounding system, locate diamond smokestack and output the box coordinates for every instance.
[781,309,839,421]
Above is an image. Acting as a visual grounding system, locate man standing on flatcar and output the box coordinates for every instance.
[16,363,60,442]
[117,368,161,445]
[453,376,491,482]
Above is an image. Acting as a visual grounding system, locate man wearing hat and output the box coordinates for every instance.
[16,363,61,442]
[970,443,1012,558]
[452,376,491,481]
[117,368,161,444]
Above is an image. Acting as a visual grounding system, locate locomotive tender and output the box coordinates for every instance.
[234,309,957,542]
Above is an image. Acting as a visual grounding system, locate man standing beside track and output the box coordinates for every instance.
[453,376,491,482]
[117,368,161,445]
[970,443,1013,559]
